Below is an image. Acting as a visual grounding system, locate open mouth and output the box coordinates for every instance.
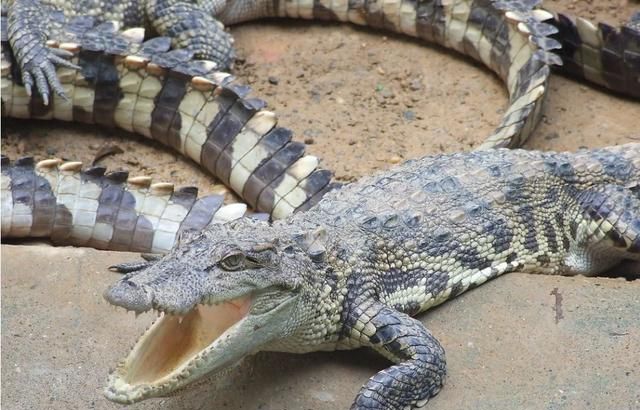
[105,297,252,404]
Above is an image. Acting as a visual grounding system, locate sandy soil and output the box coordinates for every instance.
[2,1,640,409]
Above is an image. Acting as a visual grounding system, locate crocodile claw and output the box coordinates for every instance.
[7,0,82,105]
[20,48,79,105]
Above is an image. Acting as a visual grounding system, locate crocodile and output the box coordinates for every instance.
[2,1,639,252]
[98,143,640,407]
[3,1,639,161]
[1,0,640,409]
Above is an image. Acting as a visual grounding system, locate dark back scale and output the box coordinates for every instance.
[549,11,640,99]
[0,14,333,219]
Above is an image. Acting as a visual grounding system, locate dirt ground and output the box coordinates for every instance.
[2,1,640,409]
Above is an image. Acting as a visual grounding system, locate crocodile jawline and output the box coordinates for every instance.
[106,297,252,403]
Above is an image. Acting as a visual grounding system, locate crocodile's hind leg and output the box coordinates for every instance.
[346,301,446,410]
[565,184,640,275]
[145,0,235,69]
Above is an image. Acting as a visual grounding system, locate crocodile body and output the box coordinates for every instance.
[101,144,640,407]
[2,0,639,253]
[1,0,640,409]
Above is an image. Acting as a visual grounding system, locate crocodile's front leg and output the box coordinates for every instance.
[6,0,79,104]
[145,0,235,69]
[347,301,446,410]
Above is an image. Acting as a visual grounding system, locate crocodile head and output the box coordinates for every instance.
[102,217,317,403]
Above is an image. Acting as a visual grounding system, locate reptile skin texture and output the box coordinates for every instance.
[1,0,639,409]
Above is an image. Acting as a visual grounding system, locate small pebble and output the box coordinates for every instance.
[402,110,416,121]
[409,78,423,91]
[268,76,279,85]
[381,88,394,99]
[389,155,402,164]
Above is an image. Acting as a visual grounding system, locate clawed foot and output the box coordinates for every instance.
[18,44,79,105]
[7,0,81,104]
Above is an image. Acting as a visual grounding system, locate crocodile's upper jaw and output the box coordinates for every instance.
[104,293,297,404]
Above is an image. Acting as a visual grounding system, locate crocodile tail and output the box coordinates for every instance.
[0,155,274,253]
[0,17,332,219]
[548,11,640,99]
[220,0,564,149]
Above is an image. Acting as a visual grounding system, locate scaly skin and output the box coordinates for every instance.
[3,1,638,244]
[4,0,234,103]
[1,1,639,408]
[1,25,335,224]
[2,0,567,249]
[5,0,638,155]
[4,0,640,104]
[2,2,638,242]
[103,144,640,408]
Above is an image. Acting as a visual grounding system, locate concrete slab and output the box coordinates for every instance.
[2,244,639,410]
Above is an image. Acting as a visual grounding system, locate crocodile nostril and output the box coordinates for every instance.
[123,279,138,288]
[103,279,153,313]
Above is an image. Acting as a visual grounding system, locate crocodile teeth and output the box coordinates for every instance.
[107,296,252,401]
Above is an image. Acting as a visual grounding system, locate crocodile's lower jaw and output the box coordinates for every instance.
[104,297,252,404]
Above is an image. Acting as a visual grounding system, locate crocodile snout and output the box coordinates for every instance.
[104,278,154,313]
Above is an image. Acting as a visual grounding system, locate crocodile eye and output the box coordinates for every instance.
[219,252,245,271]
